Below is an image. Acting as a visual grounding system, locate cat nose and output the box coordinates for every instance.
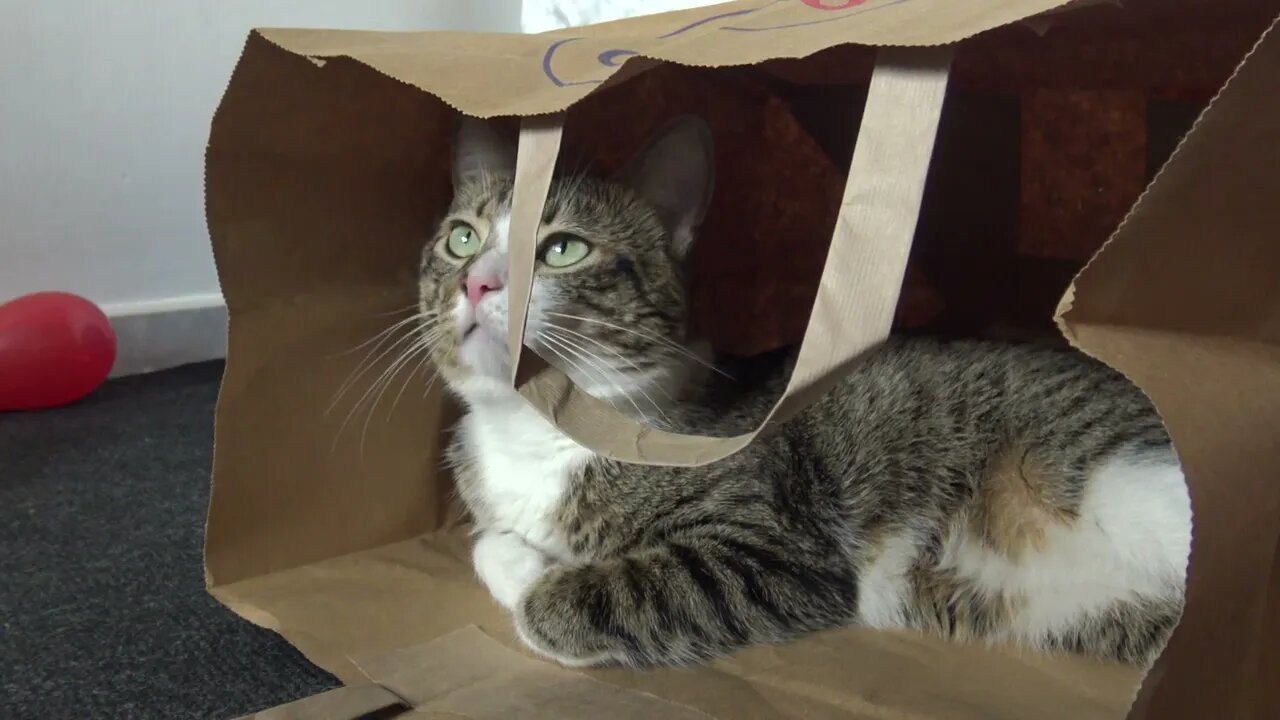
[464,274,503,307]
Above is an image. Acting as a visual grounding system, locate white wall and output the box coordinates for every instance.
[521,0,717,33]
[0,0,521,376]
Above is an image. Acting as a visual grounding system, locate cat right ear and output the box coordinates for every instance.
[452,116,516,187]
[618,115,715,260]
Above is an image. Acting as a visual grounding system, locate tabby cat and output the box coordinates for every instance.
[416,116,1192,669]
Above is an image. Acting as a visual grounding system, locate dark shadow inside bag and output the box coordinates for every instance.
[553,7,1252,366]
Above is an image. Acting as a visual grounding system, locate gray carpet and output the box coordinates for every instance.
[0,362,337,720]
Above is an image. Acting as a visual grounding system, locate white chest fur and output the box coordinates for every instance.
[458,395,593,561]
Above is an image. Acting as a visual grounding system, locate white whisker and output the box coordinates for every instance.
[328,312,428,360]
[540,330,667,429]
[371,302,422,318]
[546,311,730,379]
[536,332,633,422]
[332,324,445,453]
[544,323,675,402]
[356,327,447,456]
[388,342,441,419]
[327,324,425,417]
[544,327,674,430]
[421,372,440,401]
[328,335,416,418]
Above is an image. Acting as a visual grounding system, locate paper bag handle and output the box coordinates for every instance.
[506,47,953,466]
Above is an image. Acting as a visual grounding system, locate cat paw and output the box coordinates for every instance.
[513,605,618,669]
[472,531,550,611]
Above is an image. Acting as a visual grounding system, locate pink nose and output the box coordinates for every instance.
[465,274,502,307]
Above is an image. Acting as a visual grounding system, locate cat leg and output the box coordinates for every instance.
[512,536,858,667]
[472,530,552,611]
[1039,595,1184,668]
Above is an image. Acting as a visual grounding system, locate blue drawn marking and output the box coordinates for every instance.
[598,49,638,66]
[541,0,781,87]
[721,0,911,32]
[542,39,637,87]
[541,0,914,88]
[656,0,784,39]
[542,37,586,87]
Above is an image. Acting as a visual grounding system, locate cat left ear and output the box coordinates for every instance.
[618,116,715,260]
[452,116,516,188]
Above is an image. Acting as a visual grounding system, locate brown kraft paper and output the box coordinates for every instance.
[203,1,1280,718]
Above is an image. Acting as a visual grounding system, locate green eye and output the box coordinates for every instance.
[445,224,480,258]
[539,234,592,268]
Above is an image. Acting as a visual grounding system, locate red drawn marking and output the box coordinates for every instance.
[800,0,869,8]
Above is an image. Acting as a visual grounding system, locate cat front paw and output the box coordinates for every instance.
[472,530,550,611]
[509,565,630,669]
[513,589,619,668]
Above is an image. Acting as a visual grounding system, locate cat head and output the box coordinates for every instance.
[417,115,715,411]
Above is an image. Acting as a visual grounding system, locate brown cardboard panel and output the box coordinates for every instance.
[1062,39,1280,345]
[212,534,506,685]
[221,532,1143,720]
[205,33,457,586]
[1073,332,1280,720]
[1058,18,1280,720]
[254,1,1071,118]
[233,684,406,720]
[355,627,716,720]
[1259,531,1280,720]
[207,35,451,307]
[206,296,449,586]
[205,1,1280,718]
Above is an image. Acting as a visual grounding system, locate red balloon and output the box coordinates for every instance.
[0,292,117,411]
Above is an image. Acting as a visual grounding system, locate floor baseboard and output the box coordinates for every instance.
[102,294,228,378]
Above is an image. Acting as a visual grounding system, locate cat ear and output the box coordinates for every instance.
[618,116,715,260]
[452,116,516,187]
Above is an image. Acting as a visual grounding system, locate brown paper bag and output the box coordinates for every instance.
[204,1,1280,717]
